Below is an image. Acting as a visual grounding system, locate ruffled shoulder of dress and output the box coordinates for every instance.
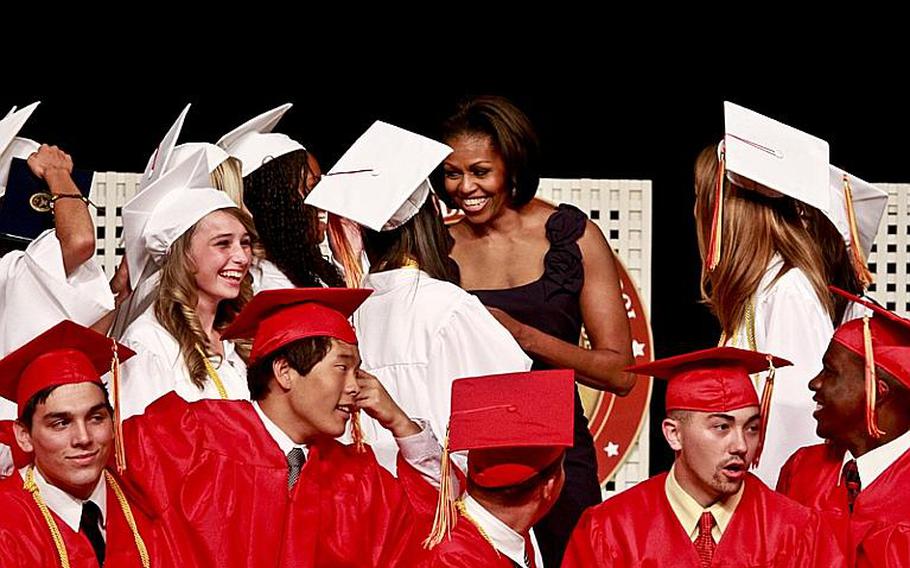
[542,204,587,297]
[545,203,588,245]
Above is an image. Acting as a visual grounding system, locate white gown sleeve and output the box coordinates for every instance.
[753,272,833,487]
[21,229,114,325]
[394,418,444,487]
[427,295,533,472]
[116,325,182,420]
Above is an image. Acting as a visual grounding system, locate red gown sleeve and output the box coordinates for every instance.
[119,392,200,516]
[562,508,617,567]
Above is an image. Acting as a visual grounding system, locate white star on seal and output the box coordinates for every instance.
[604,442,620,457]
[632,340,646,358]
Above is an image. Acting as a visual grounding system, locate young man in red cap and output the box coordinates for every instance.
[777,287,910,566]
[421,369,575,567]
[119,288,442,567]
[0,320,163,567]
[563,347,844,567]
[0,141,115,476]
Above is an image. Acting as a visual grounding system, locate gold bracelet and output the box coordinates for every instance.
[49,193,92,209]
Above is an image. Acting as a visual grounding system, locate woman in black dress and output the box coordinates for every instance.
[439,95,635,566]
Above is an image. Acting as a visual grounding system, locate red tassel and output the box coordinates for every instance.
[842,175,874,287]
[705,142,726,271]
[863,316,885,439]
[327,214,363,288]
[752,355,775,468]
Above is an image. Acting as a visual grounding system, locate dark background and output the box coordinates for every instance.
[6,56,907,473]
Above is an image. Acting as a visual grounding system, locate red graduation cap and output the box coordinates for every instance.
[830,286,910,438]
[627,346,791,468]
[424,369,575,549]
[0,320,135,415]
[0,320,135,471]
[628,347,790,413]
[448,369,575,488]
[220,288,372,364]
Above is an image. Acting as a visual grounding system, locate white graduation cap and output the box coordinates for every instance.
[170,142,230,174]
[723,101,830,212]
[826,166,887,259]
[825,165,888,287]
[137,105,232,193]
[139,104,191,191]
[0,101,41,197]
[122,149,236,289]
[304,120,452,232]
[216,103,304,177]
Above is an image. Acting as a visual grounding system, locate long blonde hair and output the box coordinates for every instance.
[211,157,244,208]
[155,207,256,389]
[694,146,834,338]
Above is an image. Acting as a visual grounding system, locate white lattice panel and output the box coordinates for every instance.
[537,178,653,495]
[90,172,141,278]
[867,183,910,317]
[538,179,652,307]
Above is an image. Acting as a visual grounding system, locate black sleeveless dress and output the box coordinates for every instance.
[471,204,602,567]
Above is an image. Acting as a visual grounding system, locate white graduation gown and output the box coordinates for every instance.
[353,268,532,474]
[249,257,295,293]
[118,304,249,419]
[723,255,833,487]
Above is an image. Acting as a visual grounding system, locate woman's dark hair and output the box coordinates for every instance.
[246,336,334,401]
[361,195,460,284]
[243,149,343,288]
[439,95,540,208]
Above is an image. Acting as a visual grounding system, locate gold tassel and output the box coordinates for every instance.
[706,143,726,271]
[350,408,366,453]
[843,175,874,287]
[863,315,886,438]
[752,355,775,468]
[423,429,457,549]
[111,339,127,473]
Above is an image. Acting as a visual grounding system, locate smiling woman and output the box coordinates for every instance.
[116,154,259,418]
[439,95,635,567]
[119,207,257,417]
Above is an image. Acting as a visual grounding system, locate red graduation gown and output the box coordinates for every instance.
[777,443,910,566]
[856,523,910,568]
[562,472,844,568]
[419,512,520,568]
[121,392,437,568]
[0,470,165,567]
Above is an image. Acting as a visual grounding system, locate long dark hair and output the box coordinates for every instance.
[362,194,460,284]
[242,149,343,287]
